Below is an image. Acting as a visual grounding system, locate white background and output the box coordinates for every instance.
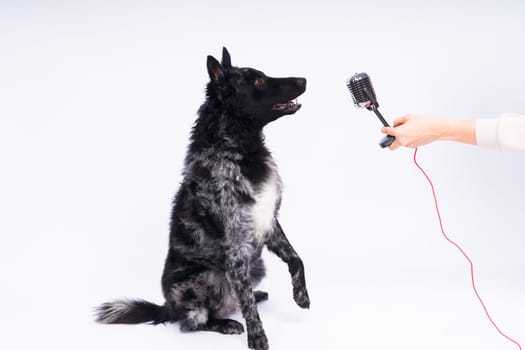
[1,1,524,349]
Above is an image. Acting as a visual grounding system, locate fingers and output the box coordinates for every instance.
[393,115,410,127]
[382,114,424,151]
[381,126,395,136]
[381,126,401,151]
[389,141,401,151]
[380,128,399,150]
[382,114,414,135]
[382,114,414,151]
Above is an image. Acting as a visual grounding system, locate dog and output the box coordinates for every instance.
[95,47,309,350]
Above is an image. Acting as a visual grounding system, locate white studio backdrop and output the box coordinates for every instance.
[1,1,524,349]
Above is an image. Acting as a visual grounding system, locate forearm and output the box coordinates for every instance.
[440,119,476,145]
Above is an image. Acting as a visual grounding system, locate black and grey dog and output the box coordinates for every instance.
[95,48,309,350]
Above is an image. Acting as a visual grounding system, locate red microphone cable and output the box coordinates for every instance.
[412,147,522,350]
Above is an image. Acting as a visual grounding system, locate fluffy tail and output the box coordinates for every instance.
[95,299,169,325]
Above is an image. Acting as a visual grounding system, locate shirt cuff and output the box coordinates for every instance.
[475,118,499,150]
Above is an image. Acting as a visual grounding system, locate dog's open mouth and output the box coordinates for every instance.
[272,98,301,113]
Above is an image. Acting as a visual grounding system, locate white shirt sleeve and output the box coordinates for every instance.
[475,113,525,151]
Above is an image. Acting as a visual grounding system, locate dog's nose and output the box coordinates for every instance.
[296,78,307,90]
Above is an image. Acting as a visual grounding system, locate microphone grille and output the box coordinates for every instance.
[346,72,378,109]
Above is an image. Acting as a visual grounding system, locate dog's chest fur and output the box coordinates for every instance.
[251,168,280,240]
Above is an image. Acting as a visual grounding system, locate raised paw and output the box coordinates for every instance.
[254,291,269,303]
[248,330,269,350]
[293,286,310,309]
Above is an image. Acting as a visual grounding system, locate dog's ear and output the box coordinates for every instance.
[221,47,232,69]
[207,55,224,84]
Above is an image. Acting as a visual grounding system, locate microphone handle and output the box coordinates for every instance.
[373,109,396,148]
[361,85,395,148]
[373,109,390,127]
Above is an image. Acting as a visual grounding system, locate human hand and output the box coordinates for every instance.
[381,114,452,150]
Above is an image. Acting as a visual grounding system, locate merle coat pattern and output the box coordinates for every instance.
[95,48,309,350]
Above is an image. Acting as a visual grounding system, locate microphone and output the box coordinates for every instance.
[346,72,395,148]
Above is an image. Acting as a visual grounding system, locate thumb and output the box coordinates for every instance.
[393,115,409,127]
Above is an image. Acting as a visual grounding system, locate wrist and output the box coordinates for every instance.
[436,117,452,140]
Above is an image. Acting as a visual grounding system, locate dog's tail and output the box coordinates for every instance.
[94,299,170,325]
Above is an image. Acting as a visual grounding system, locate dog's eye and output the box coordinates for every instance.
[254,77,265,87]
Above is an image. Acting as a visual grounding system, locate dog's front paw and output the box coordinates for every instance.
[217,319,245,334]
[293,286,310,309]
[248,330,269,350]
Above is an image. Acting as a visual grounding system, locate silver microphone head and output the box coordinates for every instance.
[345,72,395,148]
[346,72,378,110]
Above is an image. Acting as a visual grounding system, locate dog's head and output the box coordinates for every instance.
[206,47,306,127]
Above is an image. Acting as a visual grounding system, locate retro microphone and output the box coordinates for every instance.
[346,72,396,148]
